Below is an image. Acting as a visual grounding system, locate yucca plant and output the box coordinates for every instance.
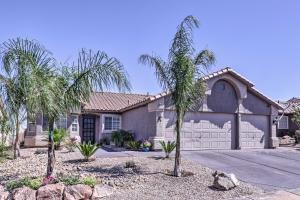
[160,141,176,158]
[53,129,68,150]
[127,141,141,151]
[77,142,99,161]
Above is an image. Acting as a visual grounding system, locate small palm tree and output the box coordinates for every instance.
[139,16,215,176]
[38,49,131,177]
[0,38,54,159]
[160,141,176,158]
[77,142,99,161]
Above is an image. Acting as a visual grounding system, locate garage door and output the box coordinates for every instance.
[164,111,236,150]
[240,115,269,148]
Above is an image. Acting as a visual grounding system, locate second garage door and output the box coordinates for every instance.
[164,111,236,150]
[240,114,269,148]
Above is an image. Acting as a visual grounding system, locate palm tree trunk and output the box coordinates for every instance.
[46,118,55,177]
[174,111,182,177]
[13,114,20,159]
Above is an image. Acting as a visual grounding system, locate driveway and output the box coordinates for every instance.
[182,148,300,191]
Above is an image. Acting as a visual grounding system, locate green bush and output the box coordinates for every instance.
[0,143,7,157]
[58,175,81,186]
[52,129,68,150]
[81,177,97,187]
[127,141,141,150]
[111,130,134,147]
[6,177,42,191]
[125,161,136,168]
[77,142,99,161]
[160,141,176,158]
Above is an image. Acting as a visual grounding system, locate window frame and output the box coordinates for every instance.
[71,115,79,132]
[102,114,121,133]
[278,116,289,130]
[54,114,68,130]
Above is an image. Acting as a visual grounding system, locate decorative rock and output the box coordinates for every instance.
[91,184,114,199]
[0,185,9,200]
[13,187,36,200]
[228,173,239,186]
[212,171,237,191]
[37,183,65,200]
[280,135,295,145]
[64,184,92,200]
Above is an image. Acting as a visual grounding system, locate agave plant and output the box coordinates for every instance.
[77,142,99,161]
[160,141,176,158]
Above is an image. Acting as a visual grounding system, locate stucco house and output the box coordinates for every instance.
[277,98,300,137]
[24,67,282,150]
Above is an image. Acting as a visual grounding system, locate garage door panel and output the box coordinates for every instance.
[240,115,268,148]
[163,111,235,150]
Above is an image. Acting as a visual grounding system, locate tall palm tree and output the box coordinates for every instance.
[139,16,215,177]
[0,38,55,158]
[39,49,131,177]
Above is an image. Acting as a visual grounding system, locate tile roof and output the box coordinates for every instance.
[278,97,300,114]
[82,92,153,112]
[82,67,282,112]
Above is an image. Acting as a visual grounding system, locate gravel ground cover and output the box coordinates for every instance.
[0,148,263,200]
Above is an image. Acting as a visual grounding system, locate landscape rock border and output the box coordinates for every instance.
[0,183,114,200]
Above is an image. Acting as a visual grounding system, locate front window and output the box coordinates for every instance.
[55,114,67,130]
[71,115,78,132]
[104,115,121,131]
[278,116,289,129]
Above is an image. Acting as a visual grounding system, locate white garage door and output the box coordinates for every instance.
[164,112,235,150]
[240,115,269,148]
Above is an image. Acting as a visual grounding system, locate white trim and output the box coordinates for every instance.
[102,114,122,133]
[71,115,79,132]
[278,115,289,129]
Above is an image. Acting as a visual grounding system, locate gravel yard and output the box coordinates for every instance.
[0,148,263,200]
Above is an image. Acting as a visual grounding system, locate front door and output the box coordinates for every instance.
[82,115,96,144]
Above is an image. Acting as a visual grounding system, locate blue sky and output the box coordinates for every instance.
[0,0,299,101]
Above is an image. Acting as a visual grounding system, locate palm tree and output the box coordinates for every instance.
[39,49,131,177]
[139,16,215,177]
[0,38,55,158]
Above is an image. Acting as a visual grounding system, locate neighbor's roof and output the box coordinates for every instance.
[278,97,300,114]
[82,67,282,112]
[82,92,153,112]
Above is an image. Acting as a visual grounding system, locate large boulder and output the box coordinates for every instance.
[13,186,36,200]
[64,184,92,200]
[212,171,239,191]
[280,135,295,145]
[91,184,114,199]
[37,183,65,200]
[0,185,9,200]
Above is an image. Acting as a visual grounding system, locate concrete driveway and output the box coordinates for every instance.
[182,148,300,191]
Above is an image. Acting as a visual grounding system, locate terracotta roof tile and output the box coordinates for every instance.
[82,92,152,112]
[278,97,300,114]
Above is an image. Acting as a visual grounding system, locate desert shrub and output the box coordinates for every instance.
[53,129,68,150]
[160,141,176,158]
[6,177,42,191]
[77,142,99,161]
[81,176,97,187]
[111,130,134,147]
[99,137,110,146]
[127,141,141,150]
[58,175,81,186]
[125,161,136,168]
[65,136,81,152]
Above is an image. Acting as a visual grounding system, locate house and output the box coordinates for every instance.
[277,98,300,137]
[24,67,282,150]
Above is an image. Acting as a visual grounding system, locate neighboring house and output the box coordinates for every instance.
[277,98,300,137]
[24,67,282,150]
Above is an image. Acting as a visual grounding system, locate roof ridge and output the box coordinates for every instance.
[93,91,153,97]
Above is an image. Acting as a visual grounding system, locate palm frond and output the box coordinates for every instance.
[138,54,172,91]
